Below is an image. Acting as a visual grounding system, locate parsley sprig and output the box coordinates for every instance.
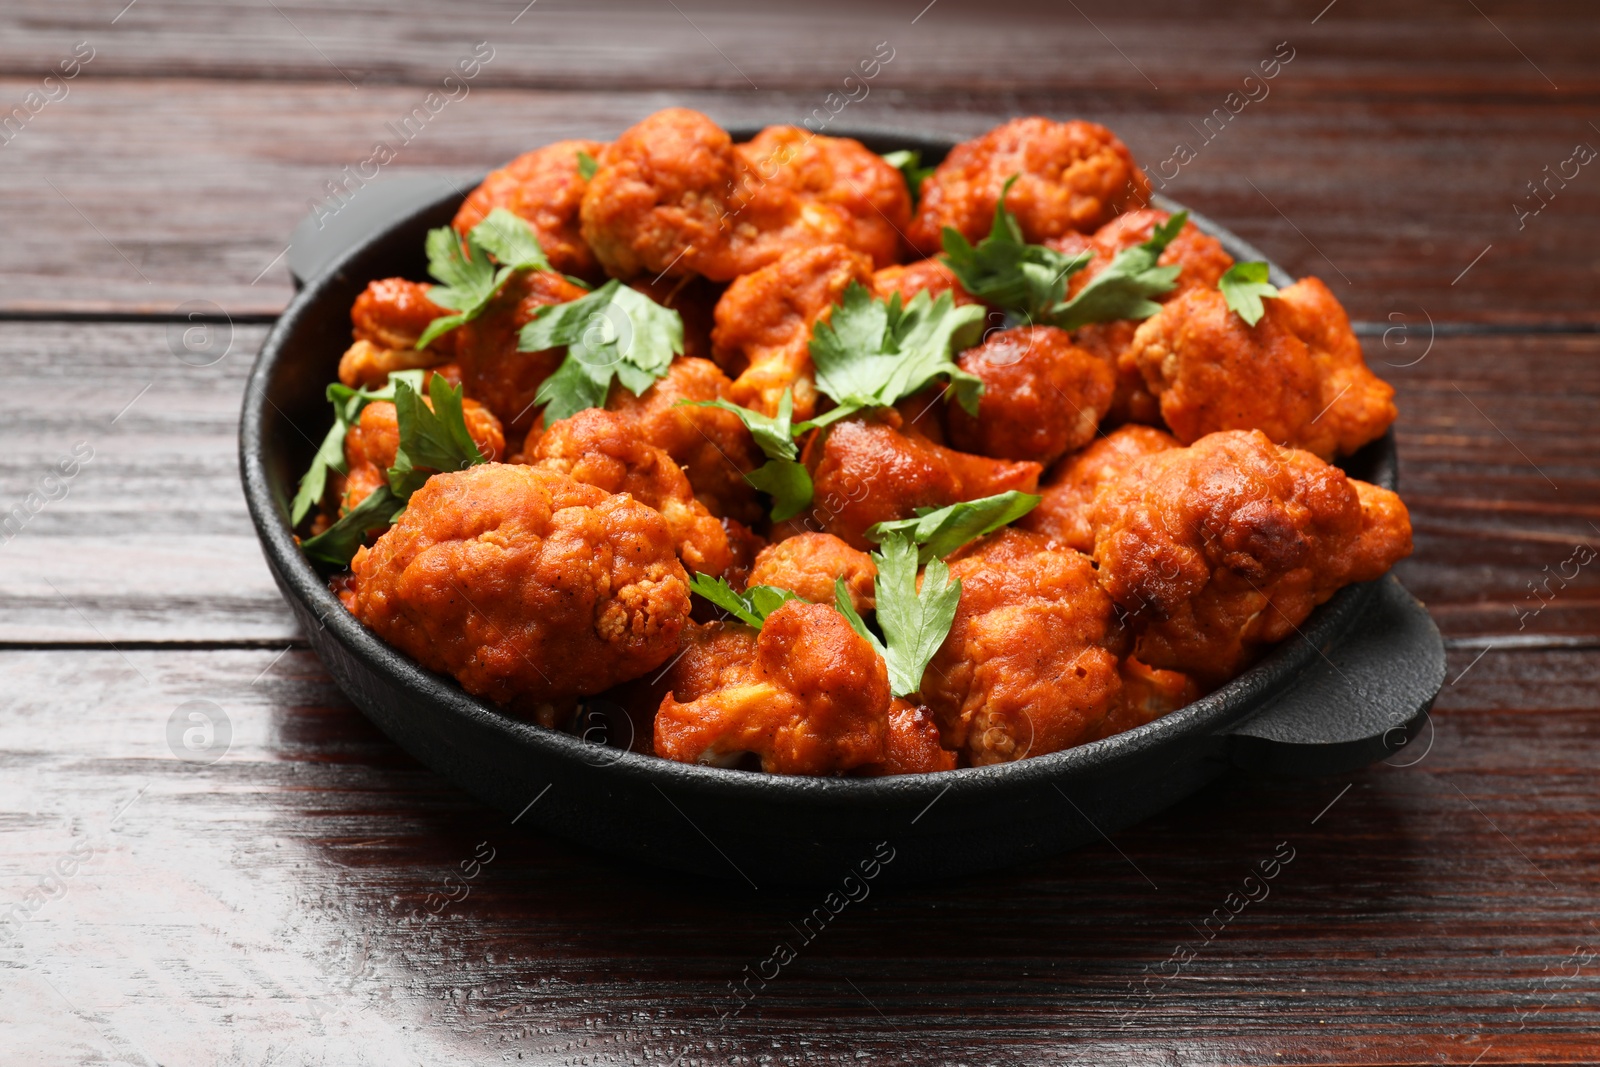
[881,149,935,209]
[808,282,987,424]
[865,490,1041,564]
[576,149,599,181]
[1217,261,1280,326]
[299,374,488,570]
[834,533,962,699]
[290,369,427,526]
[682,388,815,521]
[687,574,803,629]
[941,176,1092,321]
[521,280,685,423]
[415,208,554,350]
[939,177,1188,331]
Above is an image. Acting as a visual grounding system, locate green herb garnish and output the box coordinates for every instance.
[808,283,987,425]
[688,573,803,629]
[415,208,553,350]
[576,150,599,181]
[290,369,427,526]
[881,149,935,209]
[1217,261,1280,327]
[834,532,962,699]
[865,490,1041,564]
[1048,212,1186,331]
[680,388,814,521]
[941,175,1091,321]
[299,374,488,570]
[521,280,684,422]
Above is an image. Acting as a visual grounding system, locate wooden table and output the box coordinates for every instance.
[2,2,1597,1063]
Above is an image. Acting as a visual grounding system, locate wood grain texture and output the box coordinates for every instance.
[2,321,1593,644]
[1,644,1596,1065]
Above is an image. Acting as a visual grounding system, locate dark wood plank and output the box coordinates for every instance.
[2,643,1595,1064]
[1,32,1597,321]
[1,323,1595,644]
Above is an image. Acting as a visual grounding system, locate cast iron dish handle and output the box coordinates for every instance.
[1224,575,1444,775]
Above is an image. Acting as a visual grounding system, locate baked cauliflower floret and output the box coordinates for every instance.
[1125,279,1396,459]
[1021,424,1178,552]
[654,601,891,775]
[339,389,505,514]
[452,139,607,279]
[1054,208,1235,425]
[907,117,1149,254]
[923,529,1124,765]
[579,109,907,283]
[804,411,1042,550]
[945,324,1114,465]
[712,243,875,420]
[531,408,732,578]
[855,699,958,777]
[602,356,765,525]
[872,258,978,307]
[348,464,691,716]
[1090,429,1413,686]
[339,277,456,389]
[746,532,877,615]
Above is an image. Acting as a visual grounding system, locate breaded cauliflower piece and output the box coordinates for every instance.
[712,243,875,420]
[945,325,1114,465]
[348,464,692,715]
[907,117,1149,254]
[855,699,959,776]
[924,529,1124,765]
[452,139,607,279]
[872,258,979,307]
[804,411,1042,550]
[602,356,765,524]
[654,601,891,775]
[1125,279,1396,459]
[1020,424,1178,552]
[1090,429,1413,686]
[746,532,877,615]
[532,407,732,578]
[579,109,909,282]
[338,278,457,389]
[1053,208,1235,425]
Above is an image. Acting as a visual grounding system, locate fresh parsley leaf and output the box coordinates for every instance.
[808,283,987,424]
[521,280,684,422]
[299,484,406,569]
[290,369,427,526]
[1046,211,1187,331]
[1217,261,1280,327]
[386,375,487,497]
[415,209,553,350]
[688,573,802,629]
[865,490,1042,563]
[576,149,599,181]
[679,388,815,521]
[835,533,963,699]
[881,149,935,208]
[940,175,1091,320]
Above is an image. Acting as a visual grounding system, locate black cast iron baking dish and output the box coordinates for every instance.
[240,125,1446,886]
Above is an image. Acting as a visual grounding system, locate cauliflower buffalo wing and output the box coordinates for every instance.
[712,243,875,419]
[348,464,692,716]
[746,532,877,615]
[1126,279,1396,459]
[945,324,1114,465]
[339,277,457,389]
[531,408,733,578]
[452,139,607,279]
[908,117,1149,253]
[1021,424,1178,552]
[924,529,1124,764]
[1090,429,1412,686]
[579,108,907,282]
[654,601,891,775]
[872,258,978,307]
